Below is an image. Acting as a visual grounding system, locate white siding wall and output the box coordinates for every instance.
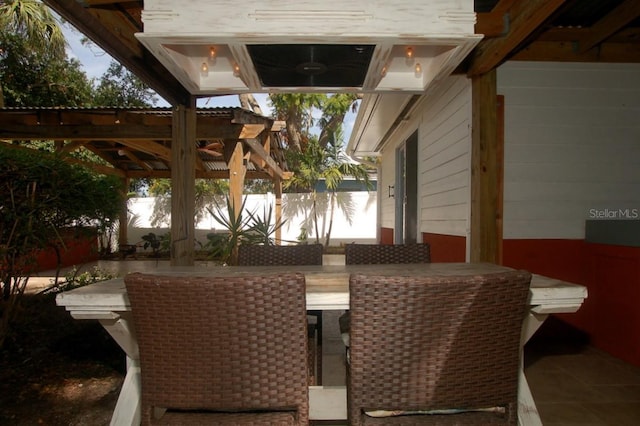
[378,144,396,230]
[499,62,640,239]
[379,75,472,238]
[418,76,472,237]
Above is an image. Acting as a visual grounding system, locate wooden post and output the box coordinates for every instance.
[471,70,500,263]
[228,141,247,214]
[118,177,129,246]
[170,101,196,266]
[274,177,283,245]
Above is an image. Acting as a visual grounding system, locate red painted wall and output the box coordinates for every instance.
[503,238,640,367]
[502,239,589,330]
[33,229,99,272]
[585,243,640,366]
[380,227,394,245]
[422,232,466,262]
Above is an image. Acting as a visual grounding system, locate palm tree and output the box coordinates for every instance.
[0,0,66,107]
[284,128,372,246]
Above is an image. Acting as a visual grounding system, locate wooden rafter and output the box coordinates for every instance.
[0,107,290,181]
[468,0,567,76]
[576,0,640,53]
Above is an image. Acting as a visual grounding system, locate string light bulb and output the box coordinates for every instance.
[200,61,209,75]
[414,62,422,77]
[208,47,217,65]
[405,47,414,59]
[405,46,415,66]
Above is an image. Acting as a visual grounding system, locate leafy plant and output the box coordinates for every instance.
[206,196,251,265]
[0,145,122,347]
[140,232,170,257]
[245,204,287,246]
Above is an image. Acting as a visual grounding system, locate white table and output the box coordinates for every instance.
[56,262,587,426]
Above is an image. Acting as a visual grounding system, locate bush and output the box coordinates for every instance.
[0,145,123,347]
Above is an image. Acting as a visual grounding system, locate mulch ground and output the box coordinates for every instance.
[0,292,125,425]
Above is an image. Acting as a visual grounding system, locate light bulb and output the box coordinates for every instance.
[209,47,216,59]
[405,47,413,59]
[201,61,208,73]
[405,46,415,66]
[381,65,387,77]
[414,62,422,77]
[233,64,241,77]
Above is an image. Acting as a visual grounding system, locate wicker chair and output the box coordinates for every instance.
[125,272,309,426]
[344,243,431,265]
[237,243,324,385]
[340,243,431,347]
[347,270,531,425]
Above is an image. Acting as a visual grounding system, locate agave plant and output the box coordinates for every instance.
[245,204,287,246]
[206,196,251,265]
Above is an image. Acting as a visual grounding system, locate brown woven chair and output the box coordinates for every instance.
[340,243,431,346]
[125,272,309,426]
[237,243,324,385]
[344,243,431,265]
[347,270,531,425]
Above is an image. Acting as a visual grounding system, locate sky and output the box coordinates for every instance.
[59,20,356,141]
[60,22,269,111]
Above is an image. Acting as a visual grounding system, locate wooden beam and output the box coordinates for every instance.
[475,0,517,38]
[118,140,172,162]
[0,122,249,140]
[42,0,190,105]
[125,170,274,180]
[170,102,196,266]
[510,40,640,63]
[470,70,499,263]
[468,0,567,76]
[244,137,287,180]
[238,124,266,139]
[577,0,640,53]
[0,124,172,140]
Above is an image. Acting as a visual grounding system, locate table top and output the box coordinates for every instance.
[56,262,588,314]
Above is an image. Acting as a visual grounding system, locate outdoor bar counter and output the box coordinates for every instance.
[56,262,587,426]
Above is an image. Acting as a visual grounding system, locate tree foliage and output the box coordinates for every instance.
[0,32,93,107]
[0,144,123,347]
[284,128,372,246]
[0,0,67,107]
[92,61,158,107]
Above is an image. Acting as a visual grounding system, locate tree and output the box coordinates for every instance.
[147,178,230,227]
[269,94,324,151]
[284,128,372,247]
[0,32,92,107]
[93,61,158,107]
[0,0,66,107]
[0,144,123,347]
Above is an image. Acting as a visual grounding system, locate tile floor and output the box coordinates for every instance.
[319,311,640,426]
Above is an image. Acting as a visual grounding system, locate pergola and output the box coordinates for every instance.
[22,0,640,264]
[0,106,292,255]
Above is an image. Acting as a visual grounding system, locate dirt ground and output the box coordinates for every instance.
[0,292,125,425]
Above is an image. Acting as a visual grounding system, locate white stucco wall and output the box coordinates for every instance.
[498,61,640,239]
[125,191,377,247]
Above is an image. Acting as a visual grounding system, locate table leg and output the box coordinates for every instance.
[110,361,141,426]
[98,313,139,360]
[97,315,141,426]
[518,311,548,426]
